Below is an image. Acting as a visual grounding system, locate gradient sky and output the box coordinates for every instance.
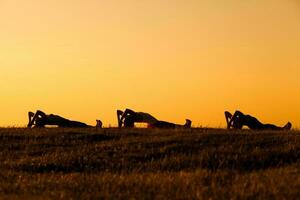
[1,0,300,127]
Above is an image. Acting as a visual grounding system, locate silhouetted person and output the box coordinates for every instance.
[117,108,191,128]
[225,110,292,130]
[27,110,102,128]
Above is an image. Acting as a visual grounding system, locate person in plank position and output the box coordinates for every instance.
[117,108,191,128]
[225,110,291,130]
[27,110,102,128]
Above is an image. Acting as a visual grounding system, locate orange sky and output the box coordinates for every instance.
[1,0,300,128]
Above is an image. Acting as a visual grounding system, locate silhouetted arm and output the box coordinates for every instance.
[120,109,136,122]
[27,112,35,128]
[117,110,123,128]
[28,110,47,128]
[227,110,243,129]
[224,111,232,129]
[228,112,238,129]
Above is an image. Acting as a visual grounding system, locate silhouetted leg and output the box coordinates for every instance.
[262,124,282,130]
[152,120,176,128]
[65,120,90,128]
[263,122,291,130]
[152,119,191,129]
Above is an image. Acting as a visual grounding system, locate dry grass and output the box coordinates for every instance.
[0,128,299,199]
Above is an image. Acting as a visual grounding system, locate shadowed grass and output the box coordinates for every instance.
[0,128,299,199]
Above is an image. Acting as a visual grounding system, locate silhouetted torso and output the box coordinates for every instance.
[243,115,263,130]
[136,112,158,124]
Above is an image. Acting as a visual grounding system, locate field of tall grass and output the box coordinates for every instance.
[0,128,299,199]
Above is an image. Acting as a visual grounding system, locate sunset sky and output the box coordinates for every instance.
[1,0,300,127]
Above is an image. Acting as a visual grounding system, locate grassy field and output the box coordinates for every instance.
[0,128,299,199]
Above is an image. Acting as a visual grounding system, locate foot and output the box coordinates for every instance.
[283,122,292,130]
[96,120,102,128]
[184,119,192,128]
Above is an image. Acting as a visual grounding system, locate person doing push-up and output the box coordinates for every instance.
[27,110,102,128]
[225,110,291,130]
[117,108,191,128]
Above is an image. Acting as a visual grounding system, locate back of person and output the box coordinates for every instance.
[47,114,70,126]
[137,112,158,124]
[48,114,89,127]
[245,114,263,130]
